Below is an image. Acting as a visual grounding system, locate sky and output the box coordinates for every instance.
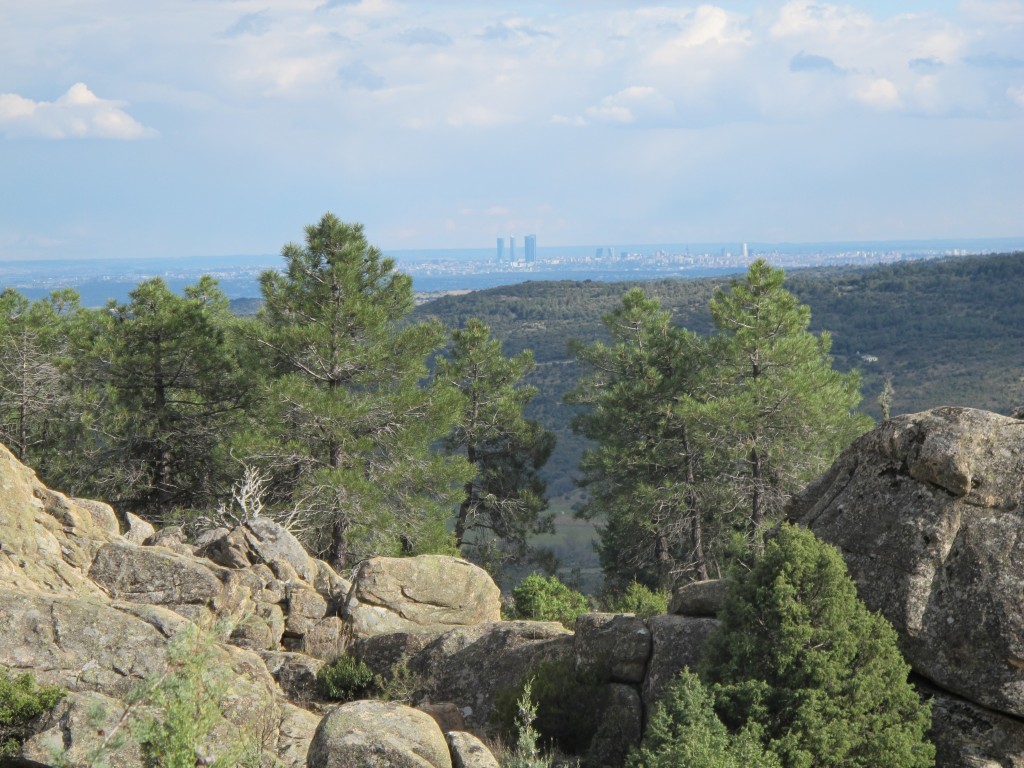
[1,0,1022,261]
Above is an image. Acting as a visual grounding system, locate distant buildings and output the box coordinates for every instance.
[497,233,537,263]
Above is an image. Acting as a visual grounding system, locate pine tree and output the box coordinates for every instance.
[706,261,872,542]
[435,318,554,567]
[70,277,250,522]
[700,524,935,768]
[0,289,79,467]
[245,213,471,569]
[568,288,719,589]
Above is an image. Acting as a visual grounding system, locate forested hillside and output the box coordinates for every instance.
[411,251,1024,499]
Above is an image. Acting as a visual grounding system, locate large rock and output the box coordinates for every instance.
[244,517,318,583]
[641,615,720,717]
[447,731,500,768]
[0,442,117,596]
[574,612,651,683]
[412,620,573,729]
[307,700,452,768]
[89,541,225,606]
[920,680,1024,768]
[669,579,728,617]
[22,690,143,768]
[344,555,501,639]
[790,407,1024,717]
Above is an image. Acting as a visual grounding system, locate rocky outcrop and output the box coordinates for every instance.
[789,406,1024,766]
[668,578,728,617]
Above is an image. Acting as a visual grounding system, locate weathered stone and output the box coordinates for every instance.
[922,680,1024,768]
[21,689,142,768]
[243,517,317,582]
[0,443,114,596]
[574,612,651,683]
[352,630,444,680]
[345,555,501,640]
[255,601,286,647]
[413,620,573,729]
[261,650,325,704]
[420,702,465,732]
[641,615,720,717]
[285,582,330,635]
[276,702,322,768]
[447,731,500,768]
[790,407,1024,717]
[148,525,193,556]
[585,683,643,768]
[301,615,347,661]
[121,511,156,546]
[0,589,168,699]
[307,700,453,768]
[197,526,252,570]
[669,579,729,617]
[314,559,352,608]
[231,612,278,651]
[89,541,225,606]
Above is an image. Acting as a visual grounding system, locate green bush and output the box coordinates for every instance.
[605,581,668,618]
[511,573,589,628]
[0,667,65,758]
[130,625,258,768]
[494,655,608,756]
[701,524,935,768]
[316,655,378,702]
[627,669,780,768]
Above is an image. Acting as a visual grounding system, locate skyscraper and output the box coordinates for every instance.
[525,234,537,263]
[497,237,505,263]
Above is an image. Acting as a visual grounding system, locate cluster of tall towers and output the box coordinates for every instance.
[496,234,537,263]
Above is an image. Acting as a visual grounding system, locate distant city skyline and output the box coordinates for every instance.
[1,2,1022,262]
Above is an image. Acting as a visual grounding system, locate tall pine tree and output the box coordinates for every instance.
[435,318,554,568]
[245,213,471,569]
[706,260,871,542]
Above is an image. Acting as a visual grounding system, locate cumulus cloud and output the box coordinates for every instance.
[0,83,156,139]
[1009,85,1024,107]
[964,52,1024,69]
[338,60,385,90]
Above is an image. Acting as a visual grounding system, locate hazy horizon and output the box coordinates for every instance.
[2,1,1022,263]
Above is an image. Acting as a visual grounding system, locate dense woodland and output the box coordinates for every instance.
[412,251,1024,498]
[1,215,1022,590]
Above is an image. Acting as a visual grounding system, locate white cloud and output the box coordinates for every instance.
[582,86,675,126]
[854,78,903,109]
[1009,85,1024,106]
[0,83,156,139]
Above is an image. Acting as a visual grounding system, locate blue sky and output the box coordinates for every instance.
[1,0,1022,260]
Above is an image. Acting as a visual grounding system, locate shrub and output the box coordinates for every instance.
[130,625,258,768]
[503,679,553,768]
[700,524,935,768]
[316,655,378,702]
[605,581,668,618]
[0,667,65,758]
[511,573,589,628]
[626,669,780,768]
[494,655,608,756]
